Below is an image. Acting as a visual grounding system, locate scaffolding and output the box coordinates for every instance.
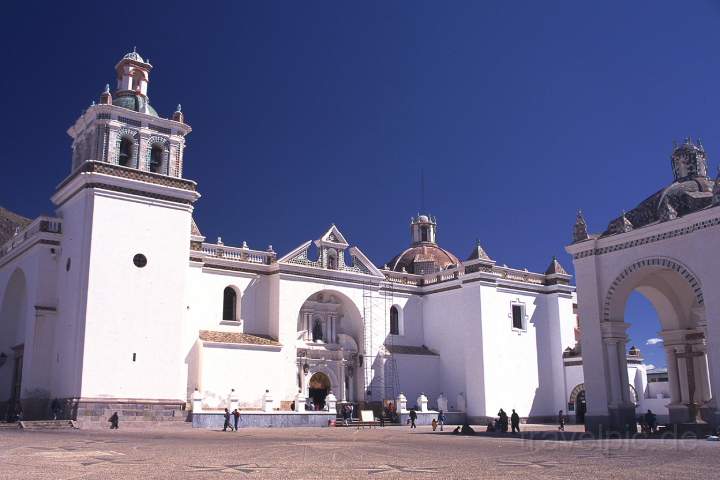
[361,280,400,405]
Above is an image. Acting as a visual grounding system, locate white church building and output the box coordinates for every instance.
[0,51,657,427]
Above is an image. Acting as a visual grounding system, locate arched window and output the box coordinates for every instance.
[222,287,237,321]
[149,145,164,173]
[420,226,429,242]
[119,138,133,167]
[390,306,399,335]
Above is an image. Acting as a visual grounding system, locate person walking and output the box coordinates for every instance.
[409,408,417,429]
[223,408,231,432]
[109,412,119,429]
[510,409,520,433]
[558,409,565,431]
[431,418,438,431]
[437,410,446,432]
[232,408,241,431]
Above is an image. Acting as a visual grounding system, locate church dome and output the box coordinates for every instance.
[387,244,460,274]
[112,93,159,117]
[122,50,145,63]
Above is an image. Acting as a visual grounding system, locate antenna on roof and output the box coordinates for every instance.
[420,168,426,214]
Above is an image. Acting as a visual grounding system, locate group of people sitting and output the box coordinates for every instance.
[485,408,521,433]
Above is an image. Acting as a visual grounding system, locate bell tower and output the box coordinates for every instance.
[67,49,190,177]
[50,51,200,409]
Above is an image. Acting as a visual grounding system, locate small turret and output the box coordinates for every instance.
[172,104,185,123]
[671,137,708,181]
[99,84,112,105]
[713,167,720,207]
[410,214,437,245]
[572,210,590,243]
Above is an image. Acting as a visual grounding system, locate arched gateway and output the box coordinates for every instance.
[567,138,720,433]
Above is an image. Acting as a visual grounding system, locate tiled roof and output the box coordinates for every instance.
[544,256,569,275]
[386,345,439,356]
[191,217,202,237]
[199,330,280,346]
[0,206,31,245]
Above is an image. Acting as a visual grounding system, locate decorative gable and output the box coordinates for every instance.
[278,225,383,277]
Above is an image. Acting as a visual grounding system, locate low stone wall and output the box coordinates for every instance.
[399,411,466,426]
[74,399,187,428]
[192,411,336,429]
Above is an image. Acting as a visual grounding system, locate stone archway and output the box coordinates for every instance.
[568,249,716,432]
[0,268,28,417]
[308,372,331,410]
[296,289,365,403]
[569,383,586,424]
[600,257,709,426]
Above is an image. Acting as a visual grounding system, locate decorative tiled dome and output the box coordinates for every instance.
[387,244,460,274]
[122,49,145,63]
[112,93,159,117]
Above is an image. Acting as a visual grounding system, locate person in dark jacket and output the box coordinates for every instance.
[232,409,241,431]
[510,409,520,433]
[498,409,509,433]
[409,408,417,429]
[558,410,565,431]
[223,408,231,432]
[437,410,446,431]
[109,412,119,429]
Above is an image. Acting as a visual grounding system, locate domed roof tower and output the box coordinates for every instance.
[386,214,460,274]
[112,47,159,117]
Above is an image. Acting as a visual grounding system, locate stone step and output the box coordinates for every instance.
[0,422,20,430]
[20,420,78,431]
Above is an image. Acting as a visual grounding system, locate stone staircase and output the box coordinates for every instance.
[76,402,189,429]
[0,422,20,430]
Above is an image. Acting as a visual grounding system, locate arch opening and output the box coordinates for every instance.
[600,258,710,425]
[296,290,363,403]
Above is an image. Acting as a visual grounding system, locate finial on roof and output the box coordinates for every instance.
[572,209,590,243]
[545,256,569,276]
[133,46,137,53]
[100,83,112,104]
[172,103,185,123]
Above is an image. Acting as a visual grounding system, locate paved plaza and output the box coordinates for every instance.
[0,424,718,479]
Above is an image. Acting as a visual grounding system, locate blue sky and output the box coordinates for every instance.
[3,0,719,368]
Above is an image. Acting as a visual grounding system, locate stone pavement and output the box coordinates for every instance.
[0,423,718,479]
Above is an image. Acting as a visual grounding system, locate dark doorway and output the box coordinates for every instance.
[575,390,586,424]
[308,372,330,410]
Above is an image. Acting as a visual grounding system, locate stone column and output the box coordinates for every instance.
[677,350,691,404]
[339,362,347,402]
[604,339,622,405]
[664,346,682,404]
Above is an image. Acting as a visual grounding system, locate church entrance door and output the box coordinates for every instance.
[575,390,586,424]
[308,372,331,410]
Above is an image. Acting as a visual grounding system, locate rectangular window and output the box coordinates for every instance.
[511,304,524,330]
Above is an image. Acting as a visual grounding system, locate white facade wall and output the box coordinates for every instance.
[73,189,193,401]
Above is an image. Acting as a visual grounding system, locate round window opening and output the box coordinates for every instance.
[133,254,147,268]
